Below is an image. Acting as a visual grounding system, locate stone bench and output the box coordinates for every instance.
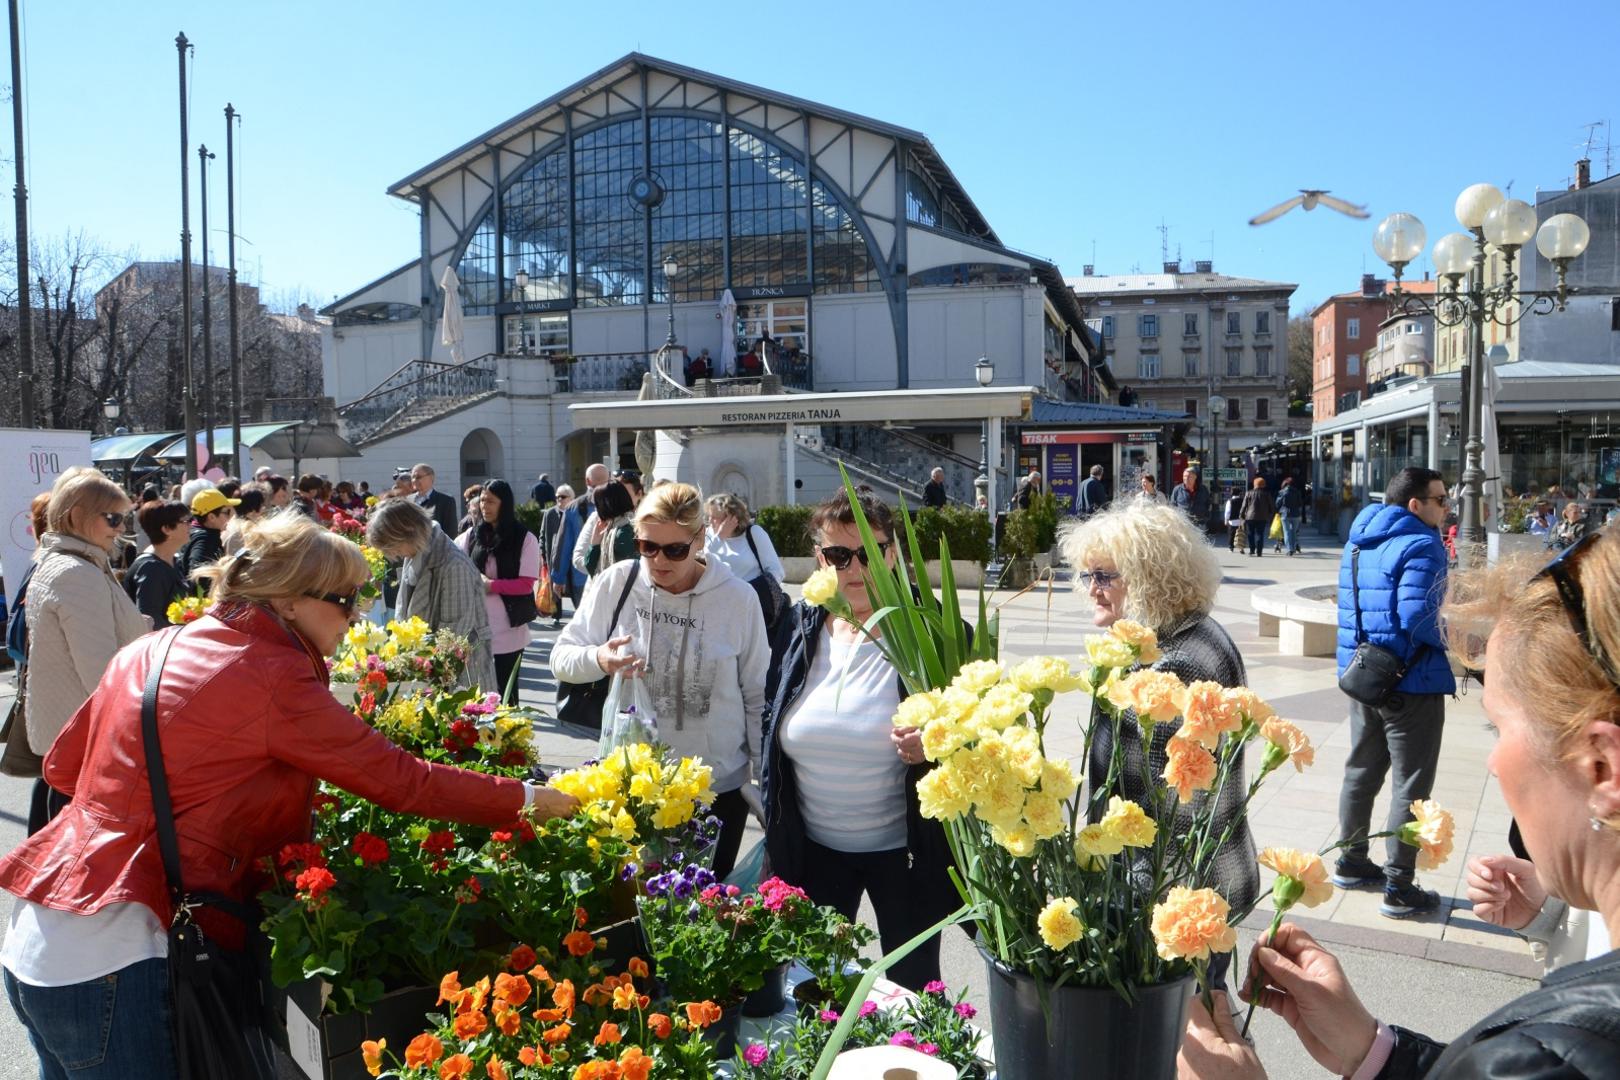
[1251,583,1339,658]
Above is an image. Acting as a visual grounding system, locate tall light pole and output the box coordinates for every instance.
[514,268,529,356]
[198,143,216,458]
[975,356,994,510]
[1209,394,1227,492]
[10,0,34,427]
[662,255,680,347]
[225,104,242,471]
[176,33,199,479]
[1372,190,1588,564]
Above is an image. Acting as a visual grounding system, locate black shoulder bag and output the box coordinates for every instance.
[556,562,641,731]
[742,526,789,634]
[1338,547,1427,709]
[142,629,277,1079]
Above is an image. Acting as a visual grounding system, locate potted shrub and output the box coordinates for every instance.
[755,504,816,582]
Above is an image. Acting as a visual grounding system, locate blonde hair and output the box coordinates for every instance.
[705,492,751,529]
[1058,501,1221,630]
[195,512,368,605]
[1443,530,1620,779]
[45,467,129,537]
[634,481,704,536]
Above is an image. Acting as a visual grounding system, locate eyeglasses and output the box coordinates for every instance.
[816,542,892,572]
[1076,569,1124,589]
[99,512,126,528]
[306,589,360,616]
[1420,494,1450,506]
[635,538,694,562]
[1533,532,1620,690]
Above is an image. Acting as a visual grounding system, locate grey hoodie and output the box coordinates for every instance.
[551,555,768,792]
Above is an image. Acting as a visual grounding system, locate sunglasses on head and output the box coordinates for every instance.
[817,542,892,572]
[307,589,360,616]
[635,538,694,562]
[1533,531,1620,690]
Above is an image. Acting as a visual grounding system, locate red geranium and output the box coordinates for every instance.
[295,866,337,908]
[351,832,390,865]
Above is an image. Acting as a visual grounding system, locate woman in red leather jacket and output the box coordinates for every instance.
[0,513,577,1079]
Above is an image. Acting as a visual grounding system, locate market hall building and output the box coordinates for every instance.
[319,53,1118,504]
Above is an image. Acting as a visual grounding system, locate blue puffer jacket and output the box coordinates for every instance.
[1336,503,1456,695]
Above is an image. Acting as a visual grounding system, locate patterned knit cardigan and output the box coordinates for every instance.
[1086,610,1260,913]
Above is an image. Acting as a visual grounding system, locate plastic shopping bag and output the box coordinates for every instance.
[1268,513,1284,542]
[724,839,767,891]
[534,563,558,617]
[597,671,659,757]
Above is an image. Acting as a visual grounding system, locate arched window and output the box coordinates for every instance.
[574,119,646,307]
[505,146,569,305]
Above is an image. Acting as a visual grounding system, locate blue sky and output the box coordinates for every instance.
[11,0,1619,314]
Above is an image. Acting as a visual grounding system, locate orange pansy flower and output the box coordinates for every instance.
[594,1021,622,1046]
[552,979,576,1015]
[618,1046,652,1080]
[542,1022,573,1045]
[405,1033,444,1067]
[361,1038,387,1078]
[437,972,463,1005]
[494,972,532,1008]
[486,1058,510,1080]
[495,1007,522,1036]
[452,1009,488,1039]
[626,957,649,979]
[563,930,595,957]
[646,1013,672,1039]
[684,1001,722,1028]
[438,1053,473,1080]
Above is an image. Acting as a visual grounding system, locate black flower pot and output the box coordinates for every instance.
[701,1002,745,1061]
[981,948,1193,1080]
[741,963,788,1017]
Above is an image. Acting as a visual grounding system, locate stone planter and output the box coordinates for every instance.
[923,559,985,588]
[780,556,817,584]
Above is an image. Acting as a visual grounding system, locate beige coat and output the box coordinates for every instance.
[24,532,149,754]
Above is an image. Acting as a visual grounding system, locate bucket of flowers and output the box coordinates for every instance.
[330,617,472,708]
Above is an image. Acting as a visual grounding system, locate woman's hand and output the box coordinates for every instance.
[482,574,495,594]
[1241,923,1377,1076]
[891,725,925,766]
[1466,854,1546,931]
[1177,991,1267,1080]
[527,785,580,822]
[590,516,609,542]
[595,635,645,677]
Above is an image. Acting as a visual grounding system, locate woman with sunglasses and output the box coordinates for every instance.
[1179,529,1620,1079]
[0,513,579,1079]
[1059,499,1257,987]
[758,490,958,991]
[21,468,149,835]
[552,482,769,878]
[457,479,542,702]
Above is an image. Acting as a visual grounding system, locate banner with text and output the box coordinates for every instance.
[0,429,93,600]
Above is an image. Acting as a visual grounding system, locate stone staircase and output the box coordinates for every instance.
[337,355,501,447]
[793,431,926,504]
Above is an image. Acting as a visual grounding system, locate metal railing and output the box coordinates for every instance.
[552,352,651,393]
[337,354,499,443]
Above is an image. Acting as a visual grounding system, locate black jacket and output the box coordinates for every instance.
[123,553,186,628]
[1380,948,1620,1077]
[176,524,224,589]
[921,480,947,509]
[760,601,960,927]
[418,489,460,537]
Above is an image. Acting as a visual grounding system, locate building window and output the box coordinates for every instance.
[652,117,726,303]
[1184,313,1198,335]
[811,177,881,294]
[1185,398,1198,418]
[1347,317,1361,340]
[502,147,571,306]
[503,312,570,356]
[1407,322,1423,335]
[1102,315,1115,339]
[1139,314,1159,338]
[1255,311,1271,334]
[1140,353,1160,379]
[729,128,808,292]
[907,263,1028,287]
[1319,323,1329,345]
[574,118,649,307]
[1227,311,1241,335]
[1255,347,1272,376]
[904,169,941,228]
[1184,353,1199,377]
[1226,348,1242,376]
[1255,398,1270,422]
[1348,351,1360,376]
[1226,397,1241,422]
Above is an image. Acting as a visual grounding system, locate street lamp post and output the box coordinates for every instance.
[198,144,216,457]
[101,397,119,435]
[1209,393,1227,489]
[662,255,680,348]
[513,269,530,356]
[1372,189,1588,565]
[974,356,994,509]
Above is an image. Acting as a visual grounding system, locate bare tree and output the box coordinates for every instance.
[1286,313,1314,410]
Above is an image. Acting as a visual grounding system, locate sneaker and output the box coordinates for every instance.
[1380,880,1441,919]
[1330,855,1383,889]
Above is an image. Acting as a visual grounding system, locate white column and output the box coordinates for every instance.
[606,427,618,472]
[987,415,1003,513]
[1427,397,1441,469]
[784,422,797,506]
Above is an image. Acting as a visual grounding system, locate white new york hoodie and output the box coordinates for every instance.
[550,555,768,793]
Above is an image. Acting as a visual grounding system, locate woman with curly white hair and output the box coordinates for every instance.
[1060,499,1258,984]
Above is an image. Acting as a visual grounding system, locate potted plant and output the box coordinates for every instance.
[785,895,875,1016]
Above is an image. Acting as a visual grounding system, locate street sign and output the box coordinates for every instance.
[1217,468,1247,483]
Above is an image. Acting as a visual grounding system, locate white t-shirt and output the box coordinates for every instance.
[779,628,907,853]
[2,900,167,987]
[704,524,784,584]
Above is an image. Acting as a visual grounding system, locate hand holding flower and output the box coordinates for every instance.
[891,725,925,766]
[1241,922,1378,1077]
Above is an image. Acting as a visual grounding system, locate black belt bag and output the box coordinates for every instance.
[1338,546,1427,709]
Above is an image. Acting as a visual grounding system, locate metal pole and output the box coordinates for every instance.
[664,270,677,347]
[176,33,198,479]
[785,422,796,506]
[198,144,215,458]
[1458,248,1487,558]
[225,104,242,471]
[9,0,34,427]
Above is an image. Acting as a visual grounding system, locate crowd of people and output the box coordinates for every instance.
[4,445,1619,1077]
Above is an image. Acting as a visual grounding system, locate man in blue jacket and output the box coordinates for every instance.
[1332,466,1456,919]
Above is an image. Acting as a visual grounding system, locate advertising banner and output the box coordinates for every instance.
[1046,445,1079,512]
[0,429,93,600]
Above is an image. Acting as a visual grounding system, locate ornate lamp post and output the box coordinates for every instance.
[1372,187,1588,564]
[101,396,119,435]
[513,268,530,356]
[662,255,680,348]
[1208,393,1227,484]
[974,356,994,509]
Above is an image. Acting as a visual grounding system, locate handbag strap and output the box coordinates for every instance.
[141,628,186,905]
[610,560,639,628]
[741,525,765,576]
[1350,547,1366,645]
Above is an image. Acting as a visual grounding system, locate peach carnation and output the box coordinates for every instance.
[1109,619,1162,663]
[1162,736,1218,802]
[1399,799,1455,870]
[1150,886,1237,962]
[1257,847,1334,909]
[1259,718,1315,774]
[1177,681,1243,748]
[1105,669,1186,727]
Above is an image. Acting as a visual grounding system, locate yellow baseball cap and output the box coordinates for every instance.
[191,489,242,516]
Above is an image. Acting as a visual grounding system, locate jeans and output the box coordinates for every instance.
[1281,513,1300,553]
[1337,693,1446,883]
[494,649,524,703]
[1245,520,1266,556]
[796,839,942,991]
[5,958,176,1079]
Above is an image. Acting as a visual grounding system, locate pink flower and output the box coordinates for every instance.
[923,980,947,995]
[921,1043,939,1056]
[890,1031,919,1050]
[858,1002,878,1019]
[743,1043,769,1066]
[817,1009,840,1024]
[954,1002,977,1019]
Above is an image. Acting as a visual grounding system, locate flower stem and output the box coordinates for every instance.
[1240,909,1284,1038]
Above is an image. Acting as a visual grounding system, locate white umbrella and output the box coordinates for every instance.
[717,289,737,377]
[438,264,466,364]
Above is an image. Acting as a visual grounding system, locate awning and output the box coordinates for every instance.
[91,431,183,463]
[152,422,362,462]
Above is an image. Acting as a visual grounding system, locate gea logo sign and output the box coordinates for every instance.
[28,448,64,486]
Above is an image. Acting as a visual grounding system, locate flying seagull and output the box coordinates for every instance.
[1249,190,1370,226]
